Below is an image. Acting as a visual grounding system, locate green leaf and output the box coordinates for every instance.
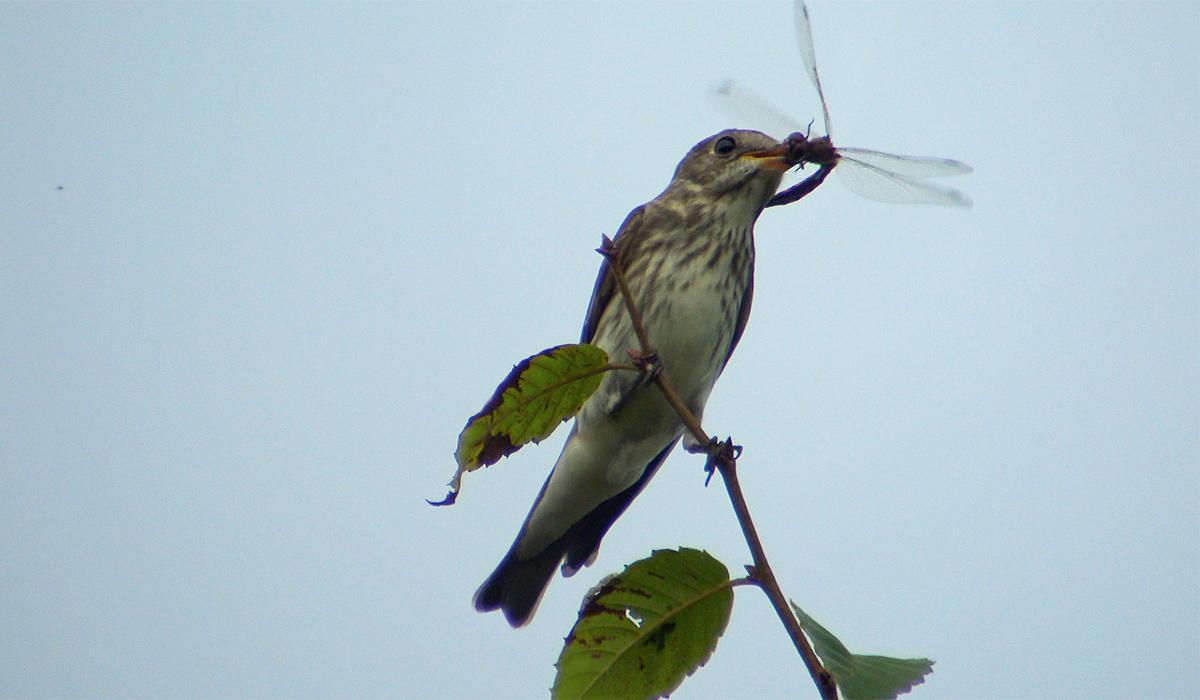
[552,548,733,700]
[791,603,934,700]
[441,344,609,501]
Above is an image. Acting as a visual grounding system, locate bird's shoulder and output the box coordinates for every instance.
[580,205,646,344]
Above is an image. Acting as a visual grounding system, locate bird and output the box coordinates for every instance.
[474,129,818,627]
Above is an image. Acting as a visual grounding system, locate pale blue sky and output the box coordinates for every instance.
[2,2,1197,698]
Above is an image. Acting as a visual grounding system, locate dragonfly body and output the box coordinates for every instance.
[766,133,836,207]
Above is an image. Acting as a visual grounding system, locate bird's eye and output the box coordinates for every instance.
[713,135,736,156]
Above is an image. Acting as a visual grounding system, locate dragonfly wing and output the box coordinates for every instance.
[838,147,973,178]
[837,155,973,207]
[708,79,803,139]
[794,1,832,137]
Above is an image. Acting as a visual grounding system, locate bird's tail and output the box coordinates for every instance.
[473,438,679,628]
[473,540,565,628]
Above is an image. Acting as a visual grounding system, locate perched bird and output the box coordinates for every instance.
[475,129,811,627]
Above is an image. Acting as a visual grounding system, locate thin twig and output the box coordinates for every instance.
[598,237,711,446]
[717,459,838,700]
[596,238,836,700]
[597,236,654,361]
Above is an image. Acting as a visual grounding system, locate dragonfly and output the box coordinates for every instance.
[712,0,973,208]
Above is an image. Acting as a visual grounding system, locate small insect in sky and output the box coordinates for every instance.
[713,0,973,208]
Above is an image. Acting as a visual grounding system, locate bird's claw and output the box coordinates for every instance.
[688,437,741,486]
[625,348,661,387]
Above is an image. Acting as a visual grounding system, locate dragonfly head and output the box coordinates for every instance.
[781,132,838,168]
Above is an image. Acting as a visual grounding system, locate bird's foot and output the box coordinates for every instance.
[625,348,662,387]
[686,436,741,486]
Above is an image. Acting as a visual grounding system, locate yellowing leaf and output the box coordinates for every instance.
[438,344,609,503]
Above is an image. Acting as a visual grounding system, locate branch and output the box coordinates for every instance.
[596,238,837,700]
[597,236,712,447]
[596,236,654,364]
[718,457,837,700]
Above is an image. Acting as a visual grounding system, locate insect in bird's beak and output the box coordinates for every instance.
[746,134,840,174]
[779,133,839,168]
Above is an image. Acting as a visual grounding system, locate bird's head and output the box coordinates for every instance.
[669,129,795,207]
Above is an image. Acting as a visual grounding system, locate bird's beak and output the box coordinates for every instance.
[743,145,795,172]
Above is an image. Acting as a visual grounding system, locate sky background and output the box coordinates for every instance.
[2,2,1197,699]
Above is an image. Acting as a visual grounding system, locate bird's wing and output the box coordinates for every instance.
[724,265,753,370]
[581,206,646,344]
